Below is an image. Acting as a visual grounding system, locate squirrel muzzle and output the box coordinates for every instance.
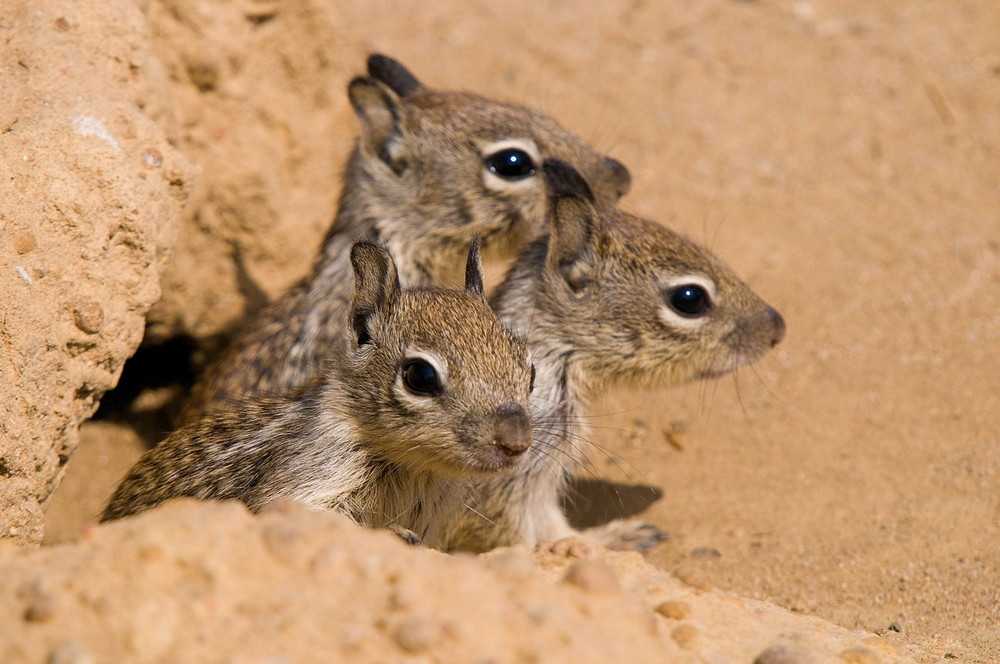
[492,403,532,457]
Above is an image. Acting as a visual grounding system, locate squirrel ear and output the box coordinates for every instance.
[464,237,486,299]
[367,54,423,97]
[601,157,632,200]
[347,77,406,174]
[543,160,598,291]
[543,158,595,202]
[349,243,400,346]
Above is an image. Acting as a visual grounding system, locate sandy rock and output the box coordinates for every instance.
[140,0,349,342]
[0,501,922,664]
[674,564,714,592]
[656,600,692,620]
[0,0,194,545]
[562,559,622,593]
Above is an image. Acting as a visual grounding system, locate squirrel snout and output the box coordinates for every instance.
[767,307,786,347]
[493,403,532,457]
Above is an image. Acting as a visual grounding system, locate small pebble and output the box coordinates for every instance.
[753,643,817,664]
[392,616,436,653]
[73,301,104,334]
[839,646,883,664]
[625,419,649,447]
[562,559,620,593]
[24,587,57,622]
[673,565,713,591]
[690,546,722,560]
[662,423,687,451]
[48,640,93,664]
[670,623,700,650]
[141,148,163,168]
[185,58,219,91]
[13,232,36,254]
[654,600,691,620]
[54,17,70,31]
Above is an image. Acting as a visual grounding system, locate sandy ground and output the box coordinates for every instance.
[38,1,999,662]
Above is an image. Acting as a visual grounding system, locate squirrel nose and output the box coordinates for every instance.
[767,307,786,347]
[493,403,532,457]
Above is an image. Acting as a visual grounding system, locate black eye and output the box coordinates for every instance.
[485,148,536,180]
[529,364,536,394]
[402,359,442,396]
[668,284,712,317]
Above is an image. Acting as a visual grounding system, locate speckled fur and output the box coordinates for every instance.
[443,161,786,552]
[105,244,533,550]
[180,54,629,423]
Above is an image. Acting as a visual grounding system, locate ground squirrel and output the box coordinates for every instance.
[104,242,534,549]
[442,160,786,552]
[180,54,630,423]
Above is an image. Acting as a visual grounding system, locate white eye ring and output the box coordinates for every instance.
[659,275,717,329]
[481,138,542,192]
[394,350,448,406]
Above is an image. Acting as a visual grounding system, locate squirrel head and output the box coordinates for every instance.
[344,54,631,279]
[495,159,785,397]
[343,240,534,475]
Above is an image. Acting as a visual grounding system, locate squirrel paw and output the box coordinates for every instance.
[584,520,669,554]
[536,536,593,559]
[389,525,423,546]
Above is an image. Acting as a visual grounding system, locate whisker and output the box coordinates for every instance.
[745,358,784,406]
[462,503,496,525]
[532,425,642,484]
[731,370,750,420]
[709,192,749,254]
[521,437,574,476]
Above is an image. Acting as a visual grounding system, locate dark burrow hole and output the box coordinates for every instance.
[92,333,200,445]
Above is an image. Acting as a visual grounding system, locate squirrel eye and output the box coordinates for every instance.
[529,364,536,394]
[402,359,443,396]
[485,148,536,180]
[668,284,712,318]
